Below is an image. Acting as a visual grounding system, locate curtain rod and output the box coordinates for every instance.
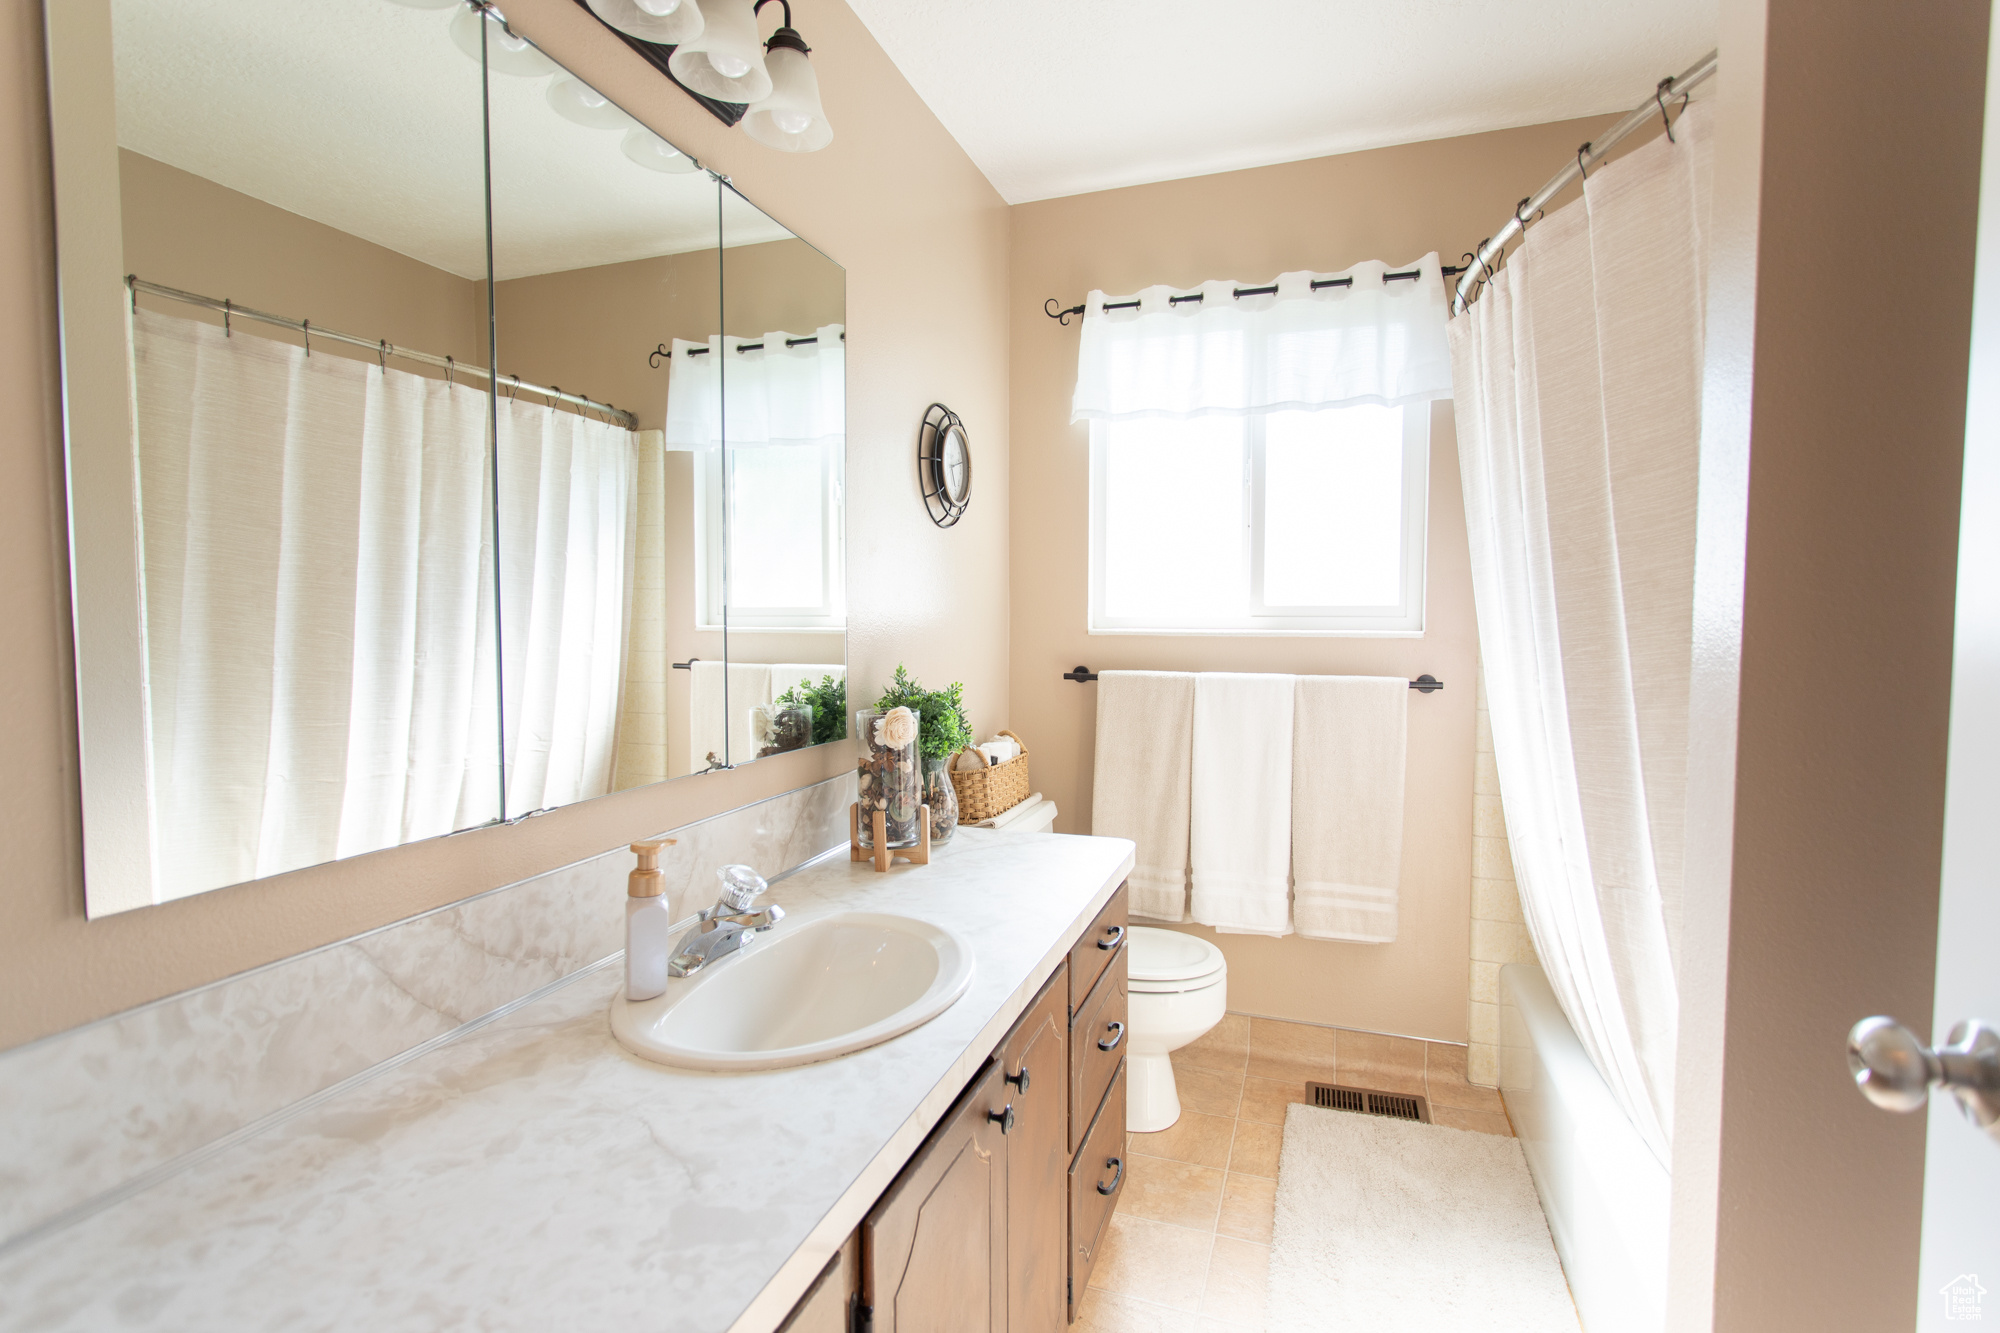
[649,331,846,364]
[126,276,639,430]
[1043,265,1468,327]
[1452,50,1718,316]
[1062,665,1444,693]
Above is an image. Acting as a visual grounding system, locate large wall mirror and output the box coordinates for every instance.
[45,0,846,917]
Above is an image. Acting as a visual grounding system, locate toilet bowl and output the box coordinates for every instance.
[1124,926,1228,1132]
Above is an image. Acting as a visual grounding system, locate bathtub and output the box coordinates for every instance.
[1500,963,1670,1333]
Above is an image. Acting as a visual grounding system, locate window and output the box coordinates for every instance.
[1089,403,1428,634]
[696,440,845,630]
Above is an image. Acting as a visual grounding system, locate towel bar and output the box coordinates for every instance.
[1062,666,1442,693]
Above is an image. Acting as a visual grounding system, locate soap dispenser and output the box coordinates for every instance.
[626,839,677,1001]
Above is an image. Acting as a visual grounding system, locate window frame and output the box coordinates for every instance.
[694,440,847,632]
[1087,404,1430,636]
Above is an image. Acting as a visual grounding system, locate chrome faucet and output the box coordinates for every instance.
[667,864,784,978]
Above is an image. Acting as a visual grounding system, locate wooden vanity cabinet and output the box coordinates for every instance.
[837,884,1133,1333]
[861,1059,1010,1333]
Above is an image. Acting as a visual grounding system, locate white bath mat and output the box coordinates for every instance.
[1268,1103,1581,1331]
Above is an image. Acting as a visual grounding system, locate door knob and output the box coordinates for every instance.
[1847,1016,2000,1140]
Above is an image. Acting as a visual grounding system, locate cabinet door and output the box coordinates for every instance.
[1068,1060,1128,1319]
[1002,967,1070,1333]
[864,1061,1009,1333]
[1069,950,1129,1153]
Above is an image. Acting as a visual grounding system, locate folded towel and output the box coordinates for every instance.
[1190,672,1295,936]
[1090,671,1195,922]
[1291,675,1408,942]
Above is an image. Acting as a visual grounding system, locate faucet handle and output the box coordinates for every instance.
[716,864,769,912]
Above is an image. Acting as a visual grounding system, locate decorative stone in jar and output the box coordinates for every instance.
[854,706,921,849]
[753,702,814,758]
[922,756,958,842]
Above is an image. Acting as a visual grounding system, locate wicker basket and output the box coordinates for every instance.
[949,730,1031,824]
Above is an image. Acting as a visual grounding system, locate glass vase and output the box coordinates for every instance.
[752,702,813,758]
[854,706,921,849]
[923,756,958,843]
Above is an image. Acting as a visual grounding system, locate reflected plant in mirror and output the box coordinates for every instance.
[44,0,845,916]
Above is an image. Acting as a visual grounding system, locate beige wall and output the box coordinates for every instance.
[1006,116,1613,1043]
[0,0,1010,1049]
[120,150,485,368]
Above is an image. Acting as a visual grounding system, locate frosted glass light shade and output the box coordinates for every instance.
[622,127,700,174]
[547,76,633,129]
[667,0,773,102]
[744,44,831,152]
[450,6,558,76]
[584,0,703,45]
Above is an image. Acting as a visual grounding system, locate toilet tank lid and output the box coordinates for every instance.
[1127,926,1225,983]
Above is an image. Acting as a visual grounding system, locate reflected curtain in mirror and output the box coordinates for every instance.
[132,309,501,900]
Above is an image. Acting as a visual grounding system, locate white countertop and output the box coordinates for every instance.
[0,830,1134,1333]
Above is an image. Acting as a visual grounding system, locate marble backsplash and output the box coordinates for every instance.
[0,773,854,1251]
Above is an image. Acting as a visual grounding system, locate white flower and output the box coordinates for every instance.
[875,706,918,750]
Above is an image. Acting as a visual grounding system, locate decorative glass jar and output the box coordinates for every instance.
[854,706,922,849]
[922,755,958,842]
[752,701,813,758]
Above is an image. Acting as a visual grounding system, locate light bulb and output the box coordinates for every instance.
[634,0,680,12]
[579,86,608,108]
[774,109,812,135]
[498,28,530,52]
[708,51,751,78]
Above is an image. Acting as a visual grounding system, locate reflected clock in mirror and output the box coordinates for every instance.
[919,403,972,527]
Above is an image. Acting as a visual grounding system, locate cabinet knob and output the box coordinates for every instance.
[1005,1064,1031,1095]
[1096,1157,1123,1196]
[1098,1020,1125,1052]
[1097,925,1126,951]
[988,1103,1015,1134]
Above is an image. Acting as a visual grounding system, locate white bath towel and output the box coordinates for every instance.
[1190,672,1296,936]
[688,661,771,771]
[1291,675,1408,943]
[1090,671,1194,921]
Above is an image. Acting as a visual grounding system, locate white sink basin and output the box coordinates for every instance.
[610,912,974,1071]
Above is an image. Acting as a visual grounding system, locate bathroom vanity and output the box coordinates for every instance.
[0,830,1135,1332]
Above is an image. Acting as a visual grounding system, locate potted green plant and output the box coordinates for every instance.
[874,664,973,840]
[773,674,848,747]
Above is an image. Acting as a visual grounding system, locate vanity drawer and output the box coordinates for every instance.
[1067,1058,1127,1320]
[1068,883,1128,1019]
[1068,948,1127,1153]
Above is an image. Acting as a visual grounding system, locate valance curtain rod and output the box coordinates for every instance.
[126,276,639,429]
[1062,665,1444,693]
[1043,265,1467,327]
[1452,49,1718,315]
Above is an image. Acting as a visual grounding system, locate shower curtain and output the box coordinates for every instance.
[133,308,634,899]
[1449,102,1712,1166]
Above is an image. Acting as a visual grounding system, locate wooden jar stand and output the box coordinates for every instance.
[850,802,932,873]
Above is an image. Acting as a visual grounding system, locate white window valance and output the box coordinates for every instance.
[1069,256,1452,423]
[663,324,845,451]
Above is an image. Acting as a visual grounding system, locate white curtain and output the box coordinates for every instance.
[1070,258,1454,424]
[495,397,638,814]
[662,324,845,450]
[1449,102,1712,1166]
[134,309,500,900]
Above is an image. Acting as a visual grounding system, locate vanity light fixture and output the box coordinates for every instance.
[451,4,558,76]
[667,0,774,102]
[622,126,701,173]
[742,0,831,152]
[584,0,704,45]
[548,74,637,129]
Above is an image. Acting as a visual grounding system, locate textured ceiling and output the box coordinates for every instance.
[113,0,786,280]
[843,0,1719,204]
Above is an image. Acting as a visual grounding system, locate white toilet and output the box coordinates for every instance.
[1124,926,1229,1132]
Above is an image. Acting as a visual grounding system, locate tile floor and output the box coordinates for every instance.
[1075,1014,1513,1332]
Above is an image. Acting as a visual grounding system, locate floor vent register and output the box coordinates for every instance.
[1306,1082,1431,1123]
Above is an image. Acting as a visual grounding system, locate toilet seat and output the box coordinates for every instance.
[1126,926,1226,994]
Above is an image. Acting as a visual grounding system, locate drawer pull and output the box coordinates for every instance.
[988,1103,1015,1135]
[1098,1021,1125,1052]
[1097,924,1126,951]
[1097,1156,1124,1195]
[1005,1064,1031,1095]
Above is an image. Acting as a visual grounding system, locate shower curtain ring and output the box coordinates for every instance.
[301,319,310,357]
[223,297,232,337]
[509,373,521,401]
[1577,141,1593,178]
[1656,77,1678,142]
[1514,196,1537,229]
[445,355,454,388]
[378,339,389,373]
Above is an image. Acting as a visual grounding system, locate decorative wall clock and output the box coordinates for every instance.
[918,403,972,528]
